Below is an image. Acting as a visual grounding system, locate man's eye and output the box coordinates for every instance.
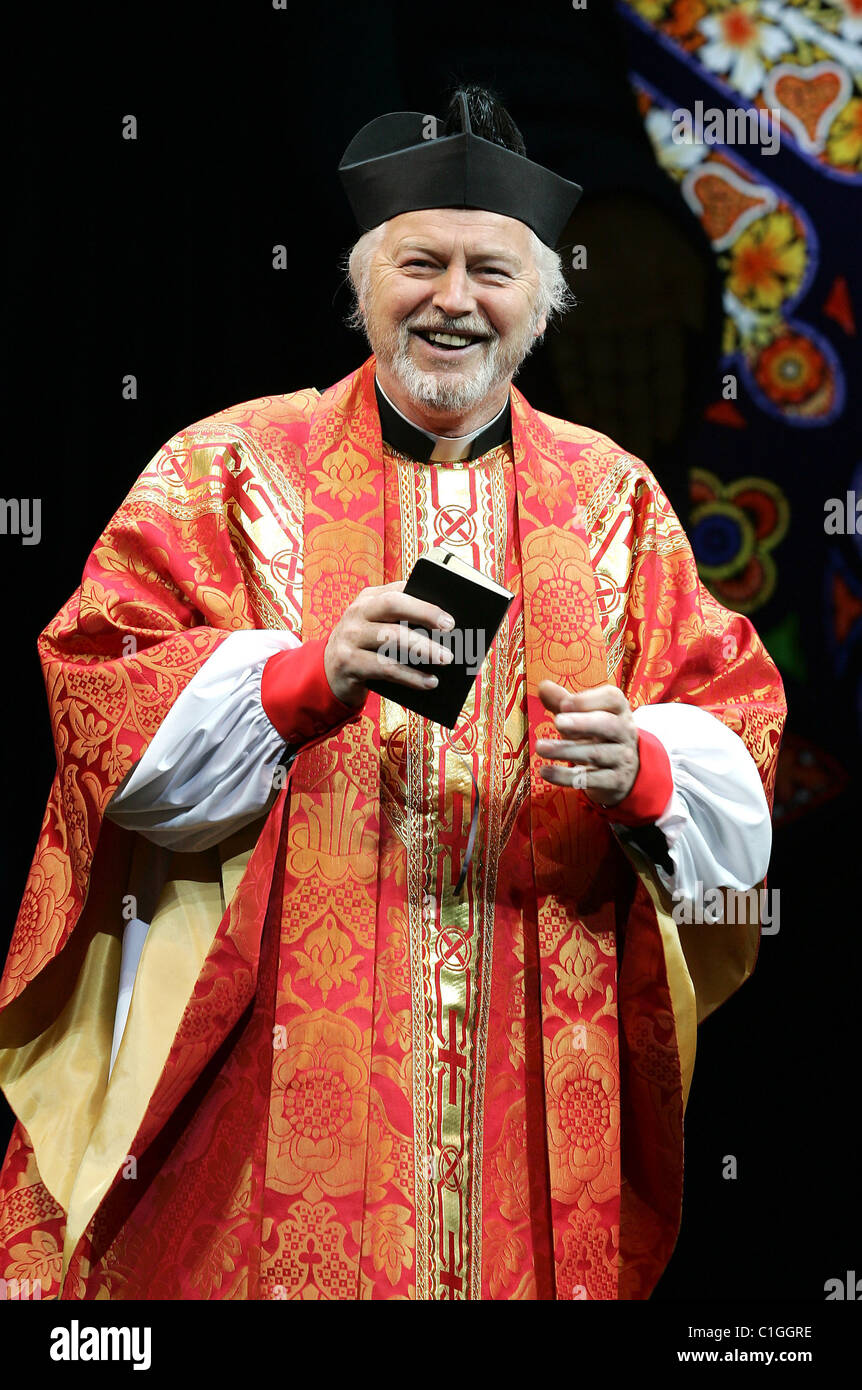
[476,267,510,277]
[404,259,435,269]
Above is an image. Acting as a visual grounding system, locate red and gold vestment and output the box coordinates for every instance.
[0,355,785,1299]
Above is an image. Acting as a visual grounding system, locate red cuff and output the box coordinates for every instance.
[260,638,364,747]
[592,727,674,826]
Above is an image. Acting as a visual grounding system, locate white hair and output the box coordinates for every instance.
[341,220,575,335]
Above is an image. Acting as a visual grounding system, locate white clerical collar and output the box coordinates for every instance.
[374,375,510,462]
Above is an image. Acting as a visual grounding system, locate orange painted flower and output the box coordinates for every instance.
[726,211,806,312]
[754,331,826,405]
[665,0,707,38]
[827,96,862,169]
[629,0,673,21]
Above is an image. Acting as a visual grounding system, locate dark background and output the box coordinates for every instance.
[2,0,859,1300]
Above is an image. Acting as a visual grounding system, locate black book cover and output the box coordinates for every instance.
[366,548,514,728]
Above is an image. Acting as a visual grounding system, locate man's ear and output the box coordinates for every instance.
[535,313,547,337]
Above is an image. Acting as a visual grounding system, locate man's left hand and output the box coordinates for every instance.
[536,680,639,809]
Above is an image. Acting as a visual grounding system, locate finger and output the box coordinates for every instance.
[364,590,455,632]
[358,648,442,692]
[537,679,578,714]
[540,764,591,791]
[540,765,619,792]
[551,710,631,743]
[535,739,620,768]
[561,684,630,714]
[368,622,455,668]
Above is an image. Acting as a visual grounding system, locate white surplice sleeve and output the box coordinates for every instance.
[621,703,772,902]
[106,628,301,1073]
[106,637,773,889]
[106,628,301,854]
[104,636,772,1072]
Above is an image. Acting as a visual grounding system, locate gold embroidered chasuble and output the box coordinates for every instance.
[0,354,785,1301]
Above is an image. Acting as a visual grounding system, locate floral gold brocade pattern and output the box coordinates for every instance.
[0,356,785,1301]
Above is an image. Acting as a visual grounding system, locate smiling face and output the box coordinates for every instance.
[358,208,548,434]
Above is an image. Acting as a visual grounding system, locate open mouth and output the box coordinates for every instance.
[410,329,490,353]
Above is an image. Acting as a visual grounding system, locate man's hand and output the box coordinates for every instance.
[536,680,639,808]
[323,580,456,708]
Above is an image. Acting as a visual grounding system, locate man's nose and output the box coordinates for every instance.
[431,265,476,318]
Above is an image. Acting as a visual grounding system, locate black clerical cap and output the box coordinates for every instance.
[338,89,582,249]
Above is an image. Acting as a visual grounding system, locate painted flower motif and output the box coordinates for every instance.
[698,2,793,99]
[545,1022,620,1206]
[826,95,862,168]
[754,330,826,405]
[689,468,789,613]
[644,106,709,172]
[823,0,862,42]
[724,211,806,312]
[629,0,674,24]
[665,0,708,37]
[269,1012,372,1203]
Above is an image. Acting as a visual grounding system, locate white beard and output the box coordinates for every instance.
[361,308,544,415]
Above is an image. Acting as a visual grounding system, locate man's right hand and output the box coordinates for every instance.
[323,580,456,709]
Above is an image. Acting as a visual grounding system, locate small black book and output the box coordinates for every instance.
[366,548,514,728]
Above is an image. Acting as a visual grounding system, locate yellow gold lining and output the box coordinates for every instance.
[0,821,259,1278]
[622,851,763,1108]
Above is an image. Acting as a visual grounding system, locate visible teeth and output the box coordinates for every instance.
[427,332,474,347]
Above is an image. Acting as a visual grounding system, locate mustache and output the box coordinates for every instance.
[404,318,495,339]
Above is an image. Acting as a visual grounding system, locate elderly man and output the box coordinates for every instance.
[0,85,784,1301]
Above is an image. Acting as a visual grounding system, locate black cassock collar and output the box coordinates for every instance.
[374,375,511,464]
